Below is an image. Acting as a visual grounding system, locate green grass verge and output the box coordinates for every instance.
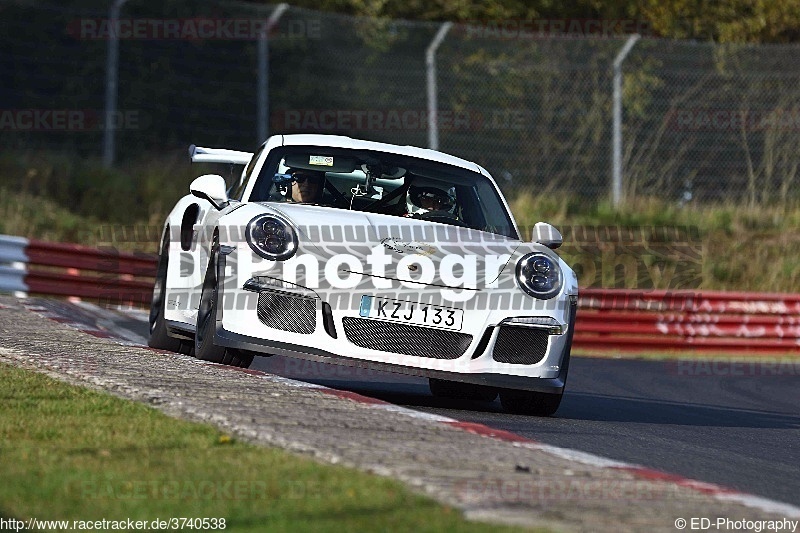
[0,364,530,532]
[511,192,800,293]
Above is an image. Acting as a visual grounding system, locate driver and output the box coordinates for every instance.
[287,168,325,204]
[406,185,456,217]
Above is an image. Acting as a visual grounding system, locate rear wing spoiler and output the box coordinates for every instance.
[189,144,253,165]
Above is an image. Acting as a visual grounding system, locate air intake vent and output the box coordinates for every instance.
[342,317,472,359]
[257,292,316,334]
[492,327,549,365]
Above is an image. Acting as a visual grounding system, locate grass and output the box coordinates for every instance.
[0,149,198,252]
[0,363,529,532]
[0,188,109,246]
[511,192,800,293]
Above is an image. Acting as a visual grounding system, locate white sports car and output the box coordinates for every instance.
[149,134,578,415]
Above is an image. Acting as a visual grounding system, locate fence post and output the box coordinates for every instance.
[426,22,452,151]
[102,0,130,168]
[611,34,640,207]
[257,3,289,144]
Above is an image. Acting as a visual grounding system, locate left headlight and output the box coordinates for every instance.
[515,252,563,299]
[246,214,298,261]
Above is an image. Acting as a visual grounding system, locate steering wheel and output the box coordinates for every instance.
[415,210,468,227]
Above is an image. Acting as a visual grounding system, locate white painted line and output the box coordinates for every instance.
[70,301,149,345]
[716,493,800,519]
[517,444,800,517]
[522,442,632,469]
[376,403,458,423]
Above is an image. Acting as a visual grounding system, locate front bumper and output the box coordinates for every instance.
[215,325,572,393]
[212,247,577,393]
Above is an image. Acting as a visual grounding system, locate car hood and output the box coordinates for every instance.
[255,202,528,290]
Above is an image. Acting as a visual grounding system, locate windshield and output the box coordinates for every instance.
[248,146,518,239]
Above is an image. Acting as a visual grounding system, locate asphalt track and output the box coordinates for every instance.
[250,355,800,507]
[67,301,800,508]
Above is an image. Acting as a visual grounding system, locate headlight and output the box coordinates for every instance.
[246,215,298,261]
[515,253,562,299]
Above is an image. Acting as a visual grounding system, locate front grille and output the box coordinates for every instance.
[492,327,549,365]
[257,291,316,334]
[342,317,472,359]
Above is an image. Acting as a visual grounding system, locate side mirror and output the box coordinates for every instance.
[532,222,563,250]
[190,174,229,210]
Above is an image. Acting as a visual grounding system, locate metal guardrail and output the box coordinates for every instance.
[0,235,29,296]
[1,234,798,354]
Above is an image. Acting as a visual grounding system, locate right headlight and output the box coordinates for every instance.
[515,252,562,299]
[246,214,298,261]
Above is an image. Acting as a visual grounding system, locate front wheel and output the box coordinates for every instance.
[194,237,253,368]
[499,389,563,416]
[148,230,183,352]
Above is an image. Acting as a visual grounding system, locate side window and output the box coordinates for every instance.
[230,145,265,201]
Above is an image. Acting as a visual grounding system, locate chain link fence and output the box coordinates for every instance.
[3,0,800,207]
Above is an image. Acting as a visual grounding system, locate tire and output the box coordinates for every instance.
[148,230,183,352]
[499,389,563,416]
[429,378,498,402]
[194,236,253,368]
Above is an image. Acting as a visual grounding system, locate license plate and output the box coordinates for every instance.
[359,296,463,331]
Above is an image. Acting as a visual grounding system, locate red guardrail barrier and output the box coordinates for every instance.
[25,240,157,306]
[574,289,800,353]
[26,240,157,277]
[13,239,800,354]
